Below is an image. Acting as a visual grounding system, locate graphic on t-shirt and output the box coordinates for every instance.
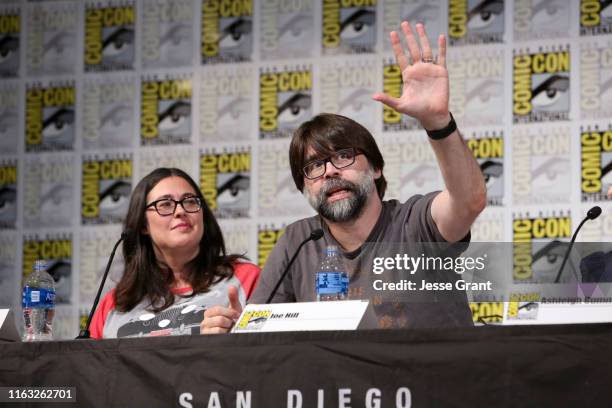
[117,302,206,337]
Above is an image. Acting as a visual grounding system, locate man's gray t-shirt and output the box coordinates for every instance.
[250,193,473,329]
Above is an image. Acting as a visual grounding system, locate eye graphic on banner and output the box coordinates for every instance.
[22,234,73,304]
[580,40,612,119]
[399,136,443,201]
[201,0,253,64]
[26,4,77,75]
[0,10,20,77]
[83,78,135,149]
[0,84,18,153]
[513,46,571,124]
[200,149,251,218]
[261,0,314,59]
[81,156,133,225]
[514,0,570,41]
[259,67,312,139]
[25,83,76,152]
[141,77,192,145]
[24,156,73,228]
[448,48,504,127]
[467,132,504,206]
[323,0,377,55]
[0,163,16,230]
[512,214,572,283]
[448,0,505,46]
[142,0,193,68]
[84,4,135,72]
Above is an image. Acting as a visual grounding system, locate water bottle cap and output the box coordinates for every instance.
[33,259,48,271]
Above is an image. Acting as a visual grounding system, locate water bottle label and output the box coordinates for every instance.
[316,272,349,296]
[22,287,55,308]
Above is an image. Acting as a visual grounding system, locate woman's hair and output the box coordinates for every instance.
[115,167,241,313]
[289,113,387,199]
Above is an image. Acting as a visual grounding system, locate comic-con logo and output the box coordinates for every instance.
[322,0,376,55]
[258,226,285,268]
[201,0,253,63]
[0,10,20,77]
[23,157,73,228]
[513,47,570,123]
[82,79,135,149]
[580,41,612,119]
[142,0,193,68]
[26,5,77,75]
[81,157,132,225]
[467,134,503,206]
[513,215,572,283]
[0,163,17,229]
[259,68,312,139]
[199,67,251,141]
[321,61,376,131]
[507,293,540,320]
[514,0,570,41]
[0,85,19,153]
[23,235,72,303]
[235,310,271,330]
[200,150,251,218]
[512,128,570,205]
[470,302,503,324]
[260,0,314,59]
[448,0,505,46]
[25,84,75,152]
[580,0,612,36]
[84,4,135,71]
[141,78,192,145]
[448,51,504,127]
[581,126,612,202]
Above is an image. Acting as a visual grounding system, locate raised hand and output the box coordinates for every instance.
[372,21,451,130]
[200,286,243,334]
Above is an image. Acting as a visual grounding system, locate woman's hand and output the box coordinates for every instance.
[200,286,243,334]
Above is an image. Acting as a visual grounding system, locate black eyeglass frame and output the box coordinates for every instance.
[146,196,203,216]
[302,147,361,180]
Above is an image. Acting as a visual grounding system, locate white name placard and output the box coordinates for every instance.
[232,300,369,333]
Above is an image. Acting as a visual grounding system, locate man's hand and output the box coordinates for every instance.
[372,21,450,130]
[200,286,242,334]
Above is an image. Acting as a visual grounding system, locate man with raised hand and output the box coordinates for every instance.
[201,21,486,334]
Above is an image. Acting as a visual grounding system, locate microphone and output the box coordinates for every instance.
[554,206,602,283]
[265,229,324,304]
[76,231,127,339]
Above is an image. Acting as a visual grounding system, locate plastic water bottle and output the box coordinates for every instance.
[22,260,55,341]
[315,246,349,301]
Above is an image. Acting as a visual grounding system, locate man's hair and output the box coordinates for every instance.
[115,167,241,313]
[289,113,386,198]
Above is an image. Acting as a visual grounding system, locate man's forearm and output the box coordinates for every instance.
[429,128,487,215]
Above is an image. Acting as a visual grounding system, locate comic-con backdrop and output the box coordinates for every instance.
[1,0,612,337]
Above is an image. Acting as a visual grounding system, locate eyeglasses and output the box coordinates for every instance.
[146,196,202,216]
[303,148,360,180]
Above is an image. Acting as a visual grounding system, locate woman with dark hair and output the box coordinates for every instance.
[90,168,259,338]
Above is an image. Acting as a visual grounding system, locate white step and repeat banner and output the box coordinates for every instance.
[1,0,612,337]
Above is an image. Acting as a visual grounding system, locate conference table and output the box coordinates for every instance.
[1,323,611,407]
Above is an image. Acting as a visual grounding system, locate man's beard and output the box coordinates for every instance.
[304,168,376,223]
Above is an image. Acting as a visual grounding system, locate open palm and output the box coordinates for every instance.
[373,22,450,130]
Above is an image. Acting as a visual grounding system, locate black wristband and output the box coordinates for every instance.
[425,112,456,140]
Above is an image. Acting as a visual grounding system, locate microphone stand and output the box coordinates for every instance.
[76,233,126,339]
